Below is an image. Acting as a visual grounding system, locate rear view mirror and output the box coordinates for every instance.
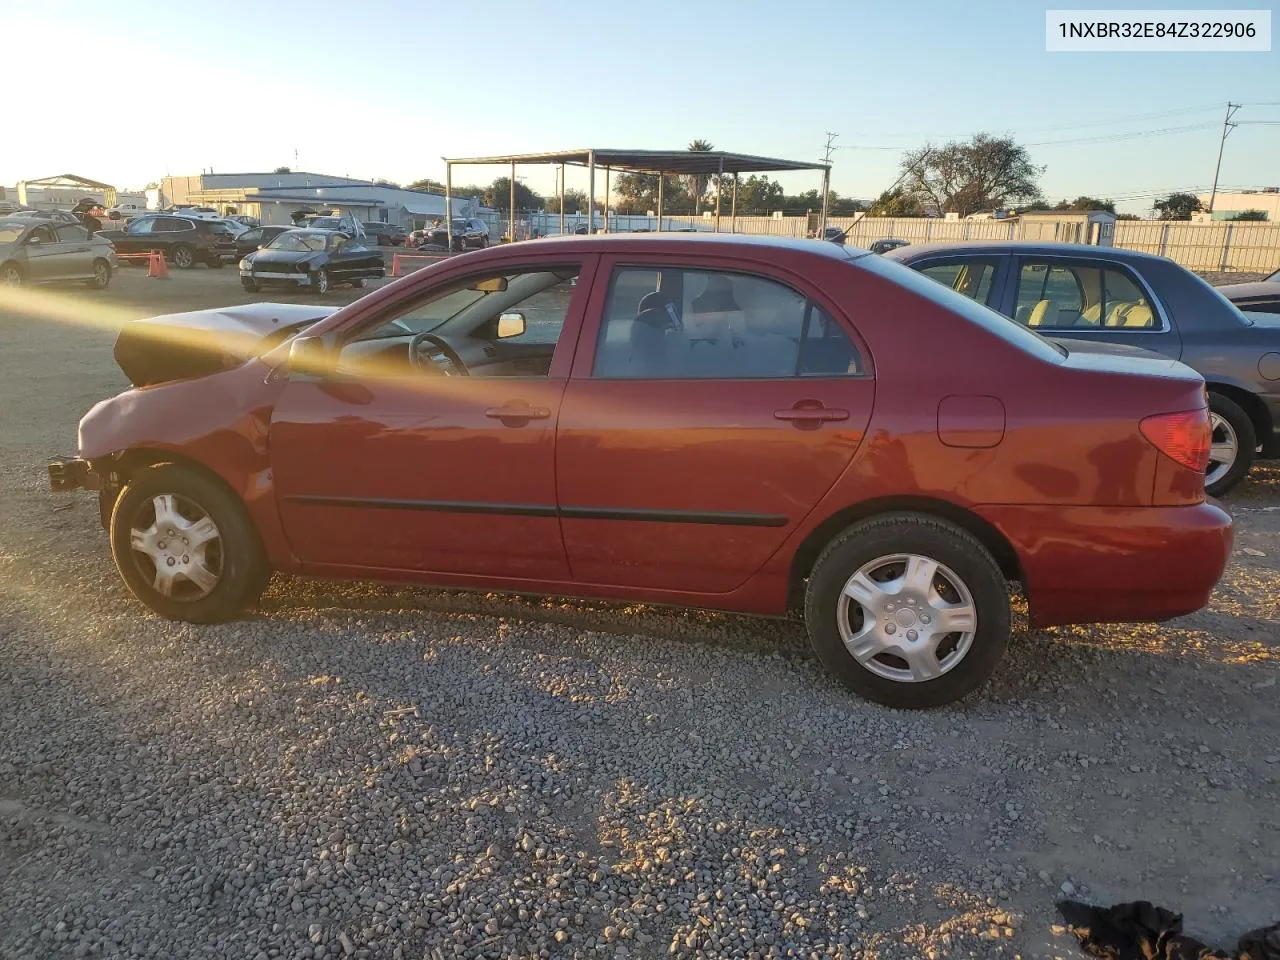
[288,335,334,378]
[470,276,508,293]
[497,311,526,339]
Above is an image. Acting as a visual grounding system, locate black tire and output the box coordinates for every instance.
[1,261,25,286]
[241,277,260,293]
[311,268,330,294]
[349,277,365,288]
[1206,391,1256,497]
[804,512,1010,708]
[85,258,111,290]
[109,463,268,624]
[207,259,224,269]
[170,244,195,269]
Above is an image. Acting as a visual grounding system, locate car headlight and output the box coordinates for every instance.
[239,258,253,271]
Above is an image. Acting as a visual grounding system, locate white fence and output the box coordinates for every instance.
[481,211,1280,274]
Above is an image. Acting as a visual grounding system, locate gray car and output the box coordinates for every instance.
[0,216,119,290]
[885,240,1280,496]
[1219,266,1280,315]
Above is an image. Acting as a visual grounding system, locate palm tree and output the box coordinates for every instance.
[685,139,714,214]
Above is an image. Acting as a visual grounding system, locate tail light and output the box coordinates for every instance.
[1140,408,1210,472]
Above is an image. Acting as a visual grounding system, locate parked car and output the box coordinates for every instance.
[226,215,261,229]
[869,238,910,254]
[423,217,489,249]
[215,218,249,237]
[301,214,365,238]
[887,241,1280,496]
[234,224,294,260]
[48,235,1230,708]
[108,202,147,220]
[0,216,118,289]
[238,228,385,294]
[1219,267,1280,315]
[98,214,237,269]
[361,222,407,246]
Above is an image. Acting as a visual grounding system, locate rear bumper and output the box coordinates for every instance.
[978,500,1233,628]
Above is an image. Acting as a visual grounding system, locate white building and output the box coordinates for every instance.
[1196,187,1279,221]
[158,172,482,229]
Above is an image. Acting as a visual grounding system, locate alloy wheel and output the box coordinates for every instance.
[127,493,223,601]
[1206,412,1237,489]
[836,553,978,683]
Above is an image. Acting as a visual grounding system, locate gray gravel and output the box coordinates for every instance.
[1,271,1278,960]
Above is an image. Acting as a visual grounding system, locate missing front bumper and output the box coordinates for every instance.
[48,456,98,492]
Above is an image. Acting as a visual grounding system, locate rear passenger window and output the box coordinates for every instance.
[593,267,864,379]
[1015,261,1156,330]
[56,224,89,242]
[918,260,997,303]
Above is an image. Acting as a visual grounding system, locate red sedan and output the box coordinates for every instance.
[51,234,1232,707]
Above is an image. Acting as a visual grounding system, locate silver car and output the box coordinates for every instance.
[0,216,119,289]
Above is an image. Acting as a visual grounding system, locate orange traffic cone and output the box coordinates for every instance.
[147,249,170,279]
[390,253,402,278]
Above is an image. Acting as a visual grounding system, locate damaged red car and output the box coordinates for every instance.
[49,234,1232,708]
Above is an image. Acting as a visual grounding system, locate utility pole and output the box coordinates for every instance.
[821,131,839,165]
[1208,102,1241,214]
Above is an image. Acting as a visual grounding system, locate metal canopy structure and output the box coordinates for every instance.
[440,148,832,251]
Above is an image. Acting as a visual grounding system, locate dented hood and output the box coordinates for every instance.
[113,302,339,387]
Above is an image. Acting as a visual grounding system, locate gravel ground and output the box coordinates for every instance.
[1,269,1278,960]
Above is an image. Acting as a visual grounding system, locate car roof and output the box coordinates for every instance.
[502,232,871,262]
[883,239,1172,265]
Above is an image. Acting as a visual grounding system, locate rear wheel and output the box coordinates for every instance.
[0,262,24,286]
[804,513,1010,708]
[311,268,330,294]
[85,258,111,290]
[170,244,195,269]
[1205,391,1255,497]
[350,277,366,288]
[109,463,268,623]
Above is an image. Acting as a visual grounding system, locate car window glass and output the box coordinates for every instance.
[56,224,89,242]
[29,225,56,243]
[1015,262,1083,327]
[341,267,581,379]
[593,267,864,379]
[330,236,346,252]
[918,260,997,302]
[241,229,261,245]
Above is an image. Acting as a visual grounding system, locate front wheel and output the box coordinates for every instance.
[804,513,1010,708]
[86,259,111,290]
[170,244,195,269]
[1205,392,1256,497]
[310,268,330,294]
[1,262,25,286]
[241,277,259,293]
[109,463,269,623]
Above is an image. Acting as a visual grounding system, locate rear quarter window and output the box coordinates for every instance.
[857,253,1066,363]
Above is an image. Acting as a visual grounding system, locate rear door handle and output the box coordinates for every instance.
[485,401,552,423]
[774,404,849,423]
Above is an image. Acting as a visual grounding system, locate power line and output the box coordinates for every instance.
[838,121,1220,152]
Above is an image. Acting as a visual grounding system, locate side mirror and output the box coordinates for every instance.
[288,335,335,378]
[26,236,42,245]
[497,311,526,339]
[258,244,267,250]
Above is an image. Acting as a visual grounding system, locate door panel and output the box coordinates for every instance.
[556,379,872,592]
[23,227,61,281]
[55,225,93,278]
[555,257,875,593]
[270,377,571,578]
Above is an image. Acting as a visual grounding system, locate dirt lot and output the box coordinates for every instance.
[1,266,1277,960]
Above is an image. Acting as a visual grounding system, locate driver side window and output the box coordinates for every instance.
[341,264,583,379]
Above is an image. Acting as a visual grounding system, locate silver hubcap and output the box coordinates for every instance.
[175,249,192,267]
[1206,412,1237,487]
[94,264,107,284]
[836,553,978,683]
[315,272,327,292]
[128,494,222,601]
[0,267,20,286]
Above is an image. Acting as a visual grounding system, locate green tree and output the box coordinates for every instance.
[828,193,866,216]
[1228,209,1269,221]
[484,177,543,214]
[1116,213,1142,220]
[1055,195,1115,213]
[867,187,925,217]
[274,166,291,174]
[1153,192,1203,220]
[685,139,715,213]
[901,134,1043,218]
[545,188,587,214]
[612,173,691,215]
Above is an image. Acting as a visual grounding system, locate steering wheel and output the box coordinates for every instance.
[409,332,470,376]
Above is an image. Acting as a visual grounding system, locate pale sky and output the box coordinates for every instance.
[6,0,1279,214]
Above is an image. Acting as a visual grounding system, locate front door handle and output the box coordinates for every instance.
[774,401,849,423]
[485,401,552,424]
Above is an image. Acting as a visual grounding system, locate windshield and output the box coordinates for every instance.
[1268,267,1280,282]
[267,231,328,253]
[307,217,346,230]
[0,222,26,244]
